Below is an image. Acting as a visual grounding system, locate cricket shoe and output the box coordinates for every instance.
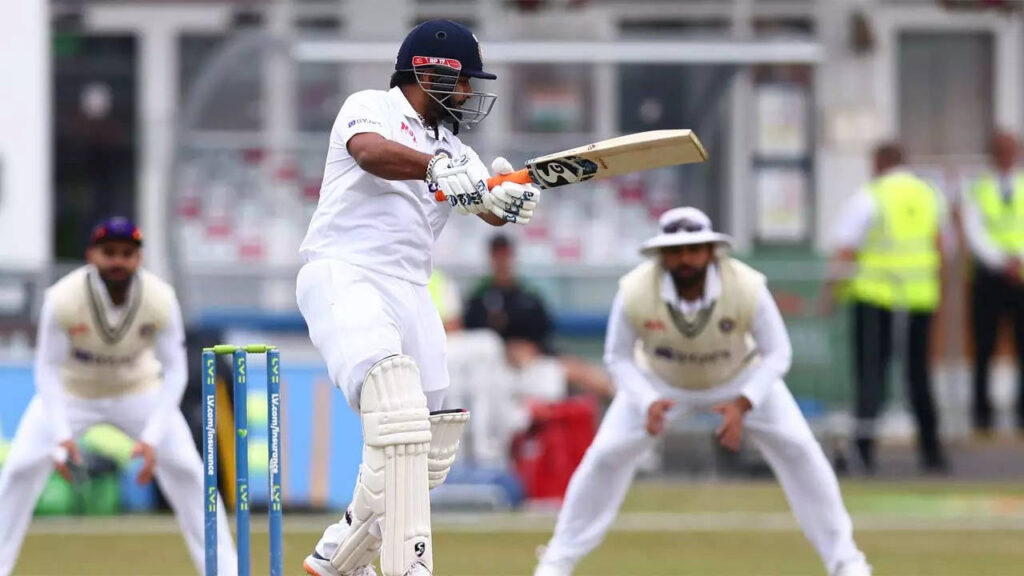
[833,561,872,576]
[303,551,377,576]
[533,562,572,576]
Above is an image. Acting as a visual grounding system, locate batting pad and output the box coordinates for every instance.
[359,355,433,576]
[328,457,384,573]
[427,409,470,489]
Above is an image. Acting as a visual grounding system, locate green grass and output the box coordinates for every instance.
[14,480,1024,576]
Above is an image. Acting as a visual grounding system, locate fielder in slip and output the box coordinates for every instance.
[295,20,542,576]
[534,208,872,576]
[0,217,237,576]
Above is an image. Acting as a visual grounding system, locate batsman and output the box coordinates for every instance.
[534,208,871,576]
[296,20,543,576]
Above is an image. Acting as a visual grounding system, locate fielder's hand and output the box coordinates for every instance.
[132,441,157,485]
[429,153,490,216]
[485,157,542,225]
[712,396,752,452]
[646,399,676,436]
[53,439,83,484]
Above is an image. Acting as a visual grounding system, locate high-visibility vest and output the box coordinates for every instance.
[428,270,449,318]
[849,172,941,311]
[971,174,1024,252]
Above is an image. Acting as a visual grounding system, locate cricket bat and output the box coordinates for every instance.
[435,129,707,202]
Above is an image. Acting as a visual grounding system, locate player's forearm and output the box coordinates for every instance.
[141,305,189,445]
[36,361,72,441]
[350,136,433,181]
[34,298,73,440]
[140,361,187,445]
[605,359,662,410]
[603,291,661,407]
[741,286,793,408]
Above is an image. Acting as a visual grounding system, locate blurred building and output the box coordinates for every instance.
[2,0,1024,444]
[0,0,1014,310]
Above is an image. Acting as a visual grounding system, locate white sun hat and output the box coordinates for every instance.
[640,206,733,256]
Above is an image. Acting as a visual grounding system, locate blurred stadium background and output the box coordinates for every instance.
[4,0,1024,574]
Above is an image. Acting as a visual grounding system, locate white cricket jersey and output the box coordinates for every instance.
[300,87,479,285]
[35,265,189,445]
[604,260,793,411]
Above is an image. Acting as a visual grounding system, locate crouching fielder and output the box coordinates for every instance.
[534,208,871,576]
[0,218,236,576]
[296,19,542,576]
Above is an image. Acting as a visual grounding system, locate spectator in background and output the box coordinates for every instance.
[466,234,554,361]
[465,234,612,398]
[827,143,948,475]
[961,131,1024,435]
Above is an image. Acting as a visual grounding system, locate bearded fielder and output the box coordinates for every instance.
[296,20,542,576]
[0,218,237,576]
[533,208,871,576]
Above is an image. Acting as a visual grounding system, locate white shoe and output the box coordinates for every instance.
[834,561,872,576]
[303,552,378,576]
[534,562,572,576]
[403,562,432,576]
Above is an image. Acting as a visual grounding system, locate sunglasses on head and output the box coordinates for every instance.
[662,218,706,234]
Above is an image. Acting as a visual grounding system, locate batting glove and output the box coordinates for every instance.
[484,157,542,225]
[428,153,490,216]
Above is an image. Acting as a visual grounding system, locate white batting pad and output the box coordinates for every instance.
[427,409,470,489]
[359,355,433,576]
[328,453,385,572]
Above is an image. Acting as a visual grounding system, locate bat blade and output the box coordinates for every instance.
[448,129,707,203]
[523,129,707,189]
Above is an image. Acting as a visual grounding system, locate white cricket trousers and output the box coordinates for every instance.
[0,388,237,576]
[541,380,866,576]
[296,259,450,562]
[296,258,450,412]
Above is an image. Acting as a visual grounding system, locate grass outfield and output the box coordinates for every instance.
[15,480,1024,576]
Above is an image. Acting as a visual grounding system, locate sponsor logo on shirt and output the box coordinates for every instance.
[71,348,138,366]
[347,118,383,129]
[719,318,735,333]
[653,346,732,365]
[643,319,667,331]
[400,121,417,144]
[69,323,90,337]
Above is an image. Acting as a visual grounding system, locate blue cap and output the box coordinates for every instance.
[395,20,496,80]
[90,216,143,246]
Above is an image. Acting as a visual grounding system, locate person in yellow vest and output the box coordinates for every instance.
[428,269,464,333]
[961,132,1024,434]
[534,207,870,576]
[829,143,948,474]
[0,218,237,576]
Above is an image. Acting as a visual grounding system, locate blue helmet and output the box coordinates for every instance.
[395,20,496,80]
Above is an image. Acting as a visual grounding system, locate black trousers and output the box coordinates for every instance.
[971,268,1024,431]
[852,302,942,469]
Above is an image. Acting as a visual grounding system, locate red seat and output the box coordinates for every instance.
[511,396,597,501]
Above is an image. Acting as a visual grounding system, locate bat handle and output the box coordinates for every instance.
[433,169,533,203]
[486,169,533,189]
